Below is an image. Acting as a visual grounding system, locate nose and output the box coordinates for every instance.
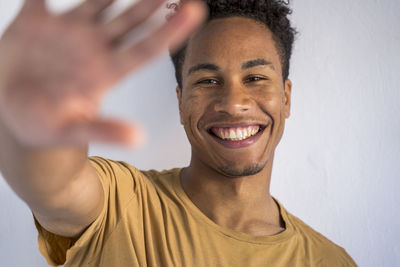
[214,82,251,115]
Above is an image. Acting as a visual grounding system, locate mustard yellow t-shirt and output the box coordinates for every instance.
[34,157,357,267]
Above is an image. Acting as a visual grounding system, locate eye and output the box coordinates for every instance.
[196,79,219,85]
[245,76,268,83]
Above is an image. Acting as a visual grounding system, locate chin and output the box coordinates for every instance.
[217,162,266,178]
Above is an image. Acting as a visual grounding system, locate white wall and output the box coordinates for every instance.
[0,1,399,266]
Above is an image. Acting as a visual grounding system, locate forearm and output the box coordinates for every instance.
[0,118,89,212]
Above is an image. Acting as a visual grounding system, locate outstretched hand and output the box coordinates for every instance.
[0,0,205,147]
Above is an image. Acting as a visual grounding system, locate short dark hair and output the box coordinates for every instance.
[168,0,297,89]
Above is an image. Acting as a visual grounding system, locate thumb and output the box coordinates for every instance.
[63,118,146,148]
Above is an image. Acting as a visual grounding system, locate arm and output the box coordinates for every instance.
[0,0,205,238]
[0,119,101,238]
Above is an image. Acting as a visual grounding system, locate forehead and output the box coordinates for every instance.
[183,17,281,74]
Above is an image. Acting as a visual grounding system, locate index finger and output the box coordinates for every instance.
[64,0,116,20]
[22,0,46,13]
[115,1,207,75]
[103,0,166,43]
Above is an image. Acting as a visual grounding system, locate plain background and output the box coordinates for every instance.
[0,0,399,266]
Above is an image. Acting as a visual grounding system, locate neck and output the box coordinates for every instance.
[181,153,285,236]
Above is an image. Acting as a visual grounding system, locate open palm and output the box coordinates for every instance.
[0,0,205,146]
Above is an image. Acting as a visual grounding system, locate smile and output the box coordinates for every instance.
[210,125,261,141]
[207,124,267,149]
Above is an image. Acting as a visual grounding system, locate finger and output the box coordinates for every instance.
[64,0,115,20]
[116,1,207,74]
[21,0,47,13]
[63,119,146,147]
[103,0,165,42]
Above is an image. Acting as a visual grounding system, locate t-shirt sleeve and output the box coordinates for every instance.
[33,156,138,266]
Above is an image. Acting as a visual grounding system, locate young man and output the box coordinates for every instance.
[0,0,356,266]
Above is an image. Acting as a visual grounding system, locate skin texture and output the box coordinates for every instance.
[0,0,205,238]
[177,17,292,236]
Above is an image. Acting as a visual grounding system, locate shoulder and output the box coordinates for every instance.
[141,168,181,183]
[140,168,182,197]
[88,156,141,200]
[89,156,182,199]
[283,208,357,266]
[89,156,155,187]
[89,156,141,184]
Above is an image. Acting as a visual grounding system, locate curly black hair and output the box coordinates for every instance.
[168,0,297,89]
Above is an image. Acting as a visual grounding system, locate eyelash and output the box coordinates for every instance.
[196,79,219,85]
[244,76,268,83]
[195,76,268,85]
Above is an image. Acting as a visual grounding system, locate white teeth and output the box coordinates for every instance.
[212,126,261,141]
[237,130,243,139]
[223,131,228,139]
[229,129,236,139]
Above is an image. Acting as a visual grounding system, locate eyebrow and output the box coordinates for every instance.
[241,58,274,70]
[188,63,220,75]
[187,58,274,76]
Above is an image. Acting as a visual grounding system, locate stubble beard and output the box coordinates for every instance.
[218,161,267,178]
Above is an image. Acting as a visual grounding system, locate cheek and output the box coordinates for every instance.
[258,92,284,117]
[181,95,205,127]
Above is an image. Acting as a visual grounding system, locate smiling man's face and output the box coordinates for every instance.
[177,17,292,177]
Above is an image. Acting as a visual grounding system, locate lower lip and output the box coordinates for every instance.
[209,127,266,149]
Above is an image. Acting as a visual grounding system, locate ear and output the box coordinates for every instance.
[283,79,292,119]
[176,86,184,125]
